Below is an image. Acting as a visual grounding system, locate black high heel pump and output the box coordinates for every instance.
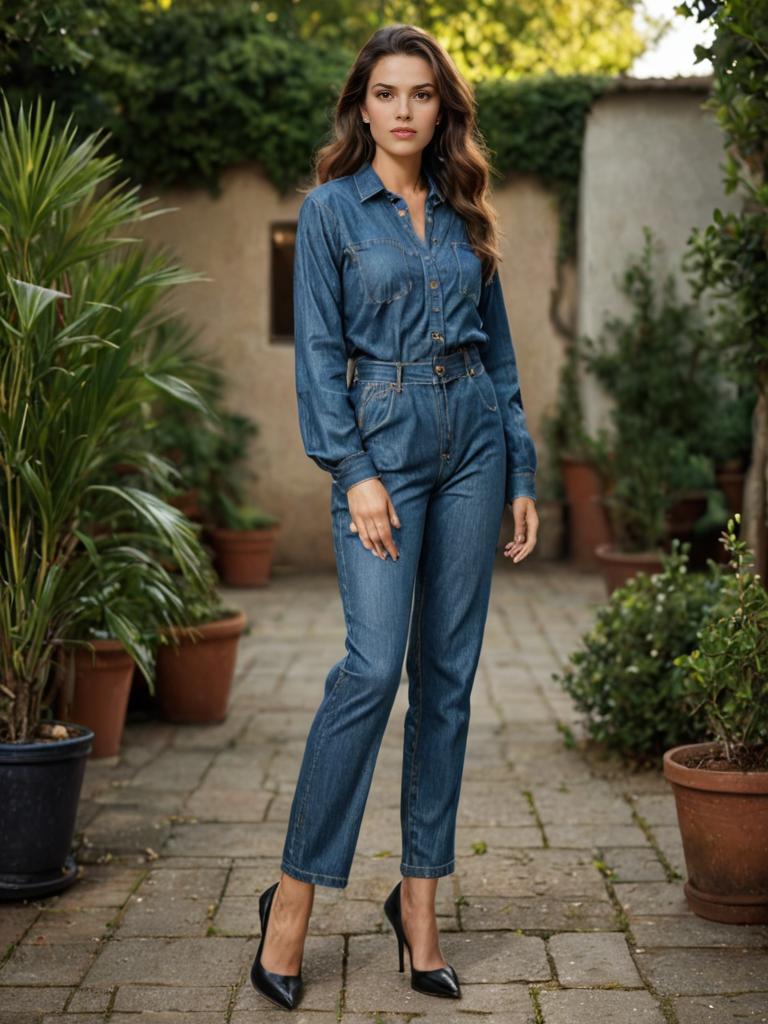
[250,881,304,1010]
[383,880,461,998]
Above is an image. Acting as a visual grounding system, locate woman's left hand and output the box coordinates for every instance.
[504,497,538,563]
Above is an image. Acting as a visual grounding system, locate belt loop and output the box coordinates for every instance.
[395,361,403,392]
[461,345,471,374]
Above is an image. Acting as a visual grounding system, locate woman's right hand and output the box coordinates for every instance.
[346,477,400,560]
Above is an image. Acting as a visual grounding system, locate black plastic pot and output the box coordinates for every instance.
[0,720,94,901]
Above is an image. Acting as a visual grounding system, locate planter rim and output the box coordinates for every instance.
[594,541,665,564]
[70,638,133,657]
[559,453,600,468]
[0,720,94,763]
[158,607,247,642]
[211,524,279,538]
[663,741,768,794]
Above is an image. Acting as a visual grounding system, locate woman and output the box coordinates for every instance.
[251,22,539,1011]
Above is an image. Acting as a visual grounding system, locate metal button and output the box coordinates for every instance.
[431,331,444,340]
[468,367,476,376]
[435,364,445,374]
[429,280,438,288]
[398,209,406,217]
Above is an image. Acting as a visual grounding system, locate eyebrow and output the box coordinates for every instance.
[372,82,436,90]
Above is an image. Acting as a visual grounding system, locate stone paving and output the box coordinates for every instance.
[1,560,767,1024]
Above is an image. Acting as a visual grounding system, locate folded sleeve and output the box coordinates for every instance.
[292,194,381,493]
[477,269,538,503]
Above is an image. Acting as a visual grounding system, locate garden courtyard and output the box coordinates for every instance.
[1,561,767,1024]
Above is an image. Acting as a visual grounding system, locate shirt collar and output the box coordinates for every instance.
[353,158,445,205]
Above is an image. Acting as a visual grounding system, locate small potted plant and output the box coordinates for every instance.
[581,228,727,590]
[56,534,203,758]
[593,433,717,592]
[543,338,613,568]
[665,513,768,924]
[154,565,248,723]
[210,494,280,587]
[202,410,281,587]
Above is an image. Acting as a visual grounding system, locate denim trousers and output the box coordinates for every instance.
[280,342,507,888]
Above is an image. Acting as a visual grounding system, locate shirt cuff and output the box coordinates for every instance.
[333,450,381,493]
[507,472,537,503]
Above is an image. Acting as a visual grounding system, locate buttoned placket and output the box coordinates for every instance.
[386,189,447,370]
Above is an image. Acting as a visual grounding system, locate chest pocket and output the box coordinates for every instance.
[452,241,482,304]
[347,238,414,304]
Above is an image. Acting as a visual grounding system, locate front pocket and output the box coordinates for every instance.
[452,241,482,303]
[469,367,498,412]
[347,238,414,304]
[355,382,396,438]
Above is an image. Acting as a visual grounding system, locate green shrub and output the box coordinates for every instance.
[552,538,725,766]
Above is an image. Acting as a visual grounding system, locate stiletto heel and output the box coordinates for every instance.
[395,924,405,972]
[250,881,304,1010]
[383,880,461,998]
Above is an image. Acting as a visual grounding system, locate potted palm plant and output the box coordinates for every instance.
[665,513,768,924]
[0,96,214,899]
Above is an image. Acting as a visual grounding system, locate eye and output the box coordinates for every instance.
[374,90,435,101]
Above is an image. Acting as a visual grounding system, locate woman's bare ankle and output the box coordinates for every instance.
[399,877,446,970]
[277,873,315,911]
[260,875,315,975]
[401,875,438,909]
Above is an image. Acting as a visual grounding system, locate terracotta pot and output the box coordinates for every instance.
[113,461,140,477]
[56,640,134,758]
[594,541,665,594]
[154,609,247,723]
[665,489,709,536]
[560,455,612,570]
[211,525,279,587]
[168,487,203,521]
[663,741,768,924]
[715,469,745,517]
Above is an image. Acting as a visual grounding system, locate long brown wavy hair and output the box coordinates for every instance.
[308,23,503,283]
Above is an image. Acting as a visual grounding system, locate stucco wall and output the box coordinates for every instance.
[577,79,741,436]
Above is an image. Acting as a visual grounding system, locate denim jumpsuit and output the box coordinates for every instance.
[281,158,537,888]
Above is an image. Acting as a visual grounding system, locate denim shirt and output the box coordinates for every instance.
[293,158,538,502]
